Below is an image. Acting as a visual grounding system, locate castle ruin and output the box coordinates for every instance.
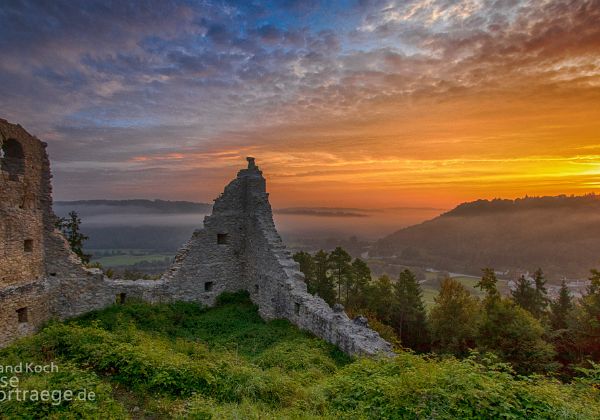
[0,119,392,356]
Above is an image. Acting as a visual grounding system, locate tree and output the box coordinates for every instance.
[293,251,316,293]
[512,275,537,315]
[56,211,91,263]
[550,280,573,331]
[392,269,430,352]
[532,268,549,319]
[476,268,500,305]
[477,298,556,375]
[366,274,394,323]
[430,278,480,357]
[348,258,371,310]
[567,269,600,363]
[313,250,336,305]
[328,247,353,304]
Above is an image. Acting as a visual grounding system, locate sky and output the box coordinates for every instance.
[1,0,599,211]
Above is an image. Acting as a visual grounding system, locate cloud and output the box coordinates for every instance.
[0,0,598,207]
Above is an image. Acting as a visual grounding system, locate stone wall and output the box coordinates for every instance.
[0,119,92,345]
[0,119,392,357]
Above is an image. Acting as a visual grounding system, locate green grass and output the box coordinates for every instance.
[1,292,598,419]
[421,287,439,309]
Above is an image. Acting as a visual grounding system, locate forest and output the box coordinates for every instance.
[293,247,600,378]
[373,194,600,278]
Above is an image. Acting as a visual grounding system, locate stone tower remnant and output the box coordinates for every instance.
[0,118,392,356]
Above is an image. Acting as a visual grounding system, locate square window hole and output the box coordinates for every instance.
[294,302,300,316]
[24,239,33,252]
[254,284,259,294]
[205,281,214,292]
[217,233,228,245]
[116,293,126,304]
[17,307,28,323]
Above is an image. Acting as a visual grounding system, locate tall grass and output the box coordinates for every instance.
[0,292,598,419]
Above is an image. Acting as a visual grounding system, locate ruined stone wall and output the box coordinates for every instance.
[0,121,46,286]
[0,119,92,346]
[0,118,391,356]
[162,159,392,356]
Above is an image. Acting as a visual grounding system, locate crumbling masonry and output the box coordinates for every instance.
[0,119,392,356]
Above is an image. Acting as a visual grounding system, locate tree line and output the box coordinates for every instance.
[293,247,600,377]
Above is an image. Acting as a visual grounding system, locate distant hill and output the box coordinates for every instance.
[54,199,212,252]
[54,199,212,216]
[371,195,600,280]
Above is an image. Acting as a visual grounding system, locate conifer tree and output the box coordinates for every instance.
[366,274,394,323]
[56,211,91,263]
[476,268,500,304]
[532,268,549,318]
[293,251,316,293]
[392,269,430,352]
[512,275,537,314]
[550,279,572,331]
[349,258,371,310]
[313,250,336,305]
[328,247,353,304]
[430,277,480,356]
[568,269,600,362]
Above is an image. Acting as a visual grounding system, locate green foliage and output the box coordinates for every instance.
[392,269,430,352]
[325,353,600,419]
[550,279,573,331]
[366,274,394,323]
[328,247,353,304]
[293,251,317,294]
[477,298,556,375]
[476,268,500,303]
[567,270,600,363]
[512,275,538,315]
[0,360,127,419]
[348,258,371,310]
[0,293,598,418]
[430,277,480,357]
[313,250,337,305]
[56,210,91,264]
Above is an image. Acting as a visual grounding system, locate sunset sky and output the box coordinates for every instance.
[1,0,599,210]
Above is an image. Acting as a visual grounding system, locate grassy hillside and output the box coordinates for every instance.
[1,293,598,419]
[372,195,600,279]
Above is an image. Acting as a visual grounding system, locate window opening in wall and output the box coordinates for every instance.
[24,239,33,252]
[116,293,126,304]
[254,284,259,294]
[294,302,300,315]
[205,281,214,292]
[217,233,228,244]
[1,138,25,180]
[16,307,28,323]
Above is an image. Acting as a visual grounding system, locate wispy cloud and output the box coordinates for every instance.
[0,0,598,207]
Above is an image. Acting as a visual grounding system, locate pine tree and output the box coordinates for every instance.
[550,280,572,331]
[56,211,91,263]
[328,247,353,304]
[568,269,600,362]
[429,277,480,356]
[349,258,371,310]
[532,268,549,318]
[366,274,394,323]
[293,251,316,293]
[476,268,500,305]
[392,269,430,352]
[477,298,556,375]
[313,250,336,305]
[512,275,537,314]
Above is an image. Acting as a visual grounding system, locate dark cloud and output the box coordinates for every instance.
[0,0,598,201]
